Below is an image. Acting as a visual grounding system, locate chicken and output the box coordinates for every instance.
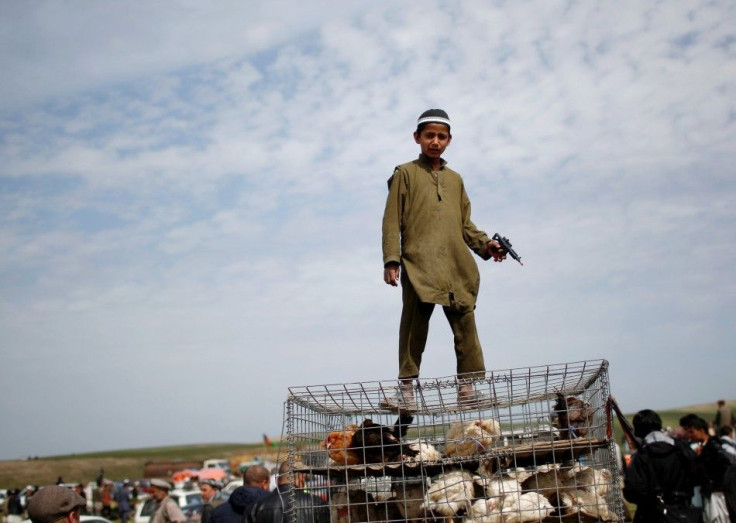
[349,413,416,464]
[422,470,475,517]
[329,489,377,523]
[391,482,428,520]
[322,425,361,465]
[521,465,568,499]
[403,439,442,462]
[466,497,504,523]
[557,489,619,521]
[552,392,593,439]
[444,418,502,457]
[501,491,555,523]
[564,463,612,496]
[505,466,534,485]
[475,475,521,499]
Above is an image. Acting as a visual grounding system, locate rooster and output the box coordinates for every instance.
[349,413,416,464]
[552,392,593,439]
[323,425,361,465]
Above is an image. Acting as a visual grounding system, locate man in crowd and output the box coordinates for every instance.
[211,466,270,523]
[199,479,224,523]
[715,400,735,431]
[114,480,132,523]
[148,479,185,523]
[247,461,329,523]
[623,409,698,522]
[680,414,734,521]
[27,485,87,523]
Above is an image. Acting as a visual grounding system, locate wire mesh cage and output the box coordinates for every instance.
[283,360,625,522]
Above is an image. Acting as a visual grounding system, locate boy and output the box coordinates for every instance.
[381,109,505,409]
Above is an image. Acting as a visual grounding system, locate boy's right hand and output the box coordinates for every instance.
[384,264,400,286]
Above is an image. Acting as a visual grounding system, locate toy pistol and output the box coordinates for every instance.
[492,233,523,266]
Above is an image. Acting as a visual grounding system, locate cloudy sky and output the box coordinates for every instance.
[1,1,734,460]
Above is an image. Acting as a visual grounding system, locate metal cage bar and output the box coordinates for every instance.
[283,359,624,522]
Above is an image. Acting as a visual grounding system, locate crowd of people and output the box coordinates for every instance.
[2,477,138,523]
[3,399,735,523]
[623,400,736,522]
[2,462,326,523]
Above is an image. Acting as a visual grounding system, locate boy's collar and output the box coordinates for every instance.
[417,153,447,169]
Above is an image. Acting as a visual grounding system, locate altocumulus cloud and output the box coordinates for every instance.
[0,0,734,459]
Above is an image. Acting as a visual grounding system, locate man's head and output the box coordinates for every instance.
[632,409,663,439]
[718,399,726,407]
[27,485,86,523]
[719,425,733,438]
[243,465,270,490]
[199,480,219,503]
[414,109,452,161]
[679,414,709,443]
[148,479,172,501]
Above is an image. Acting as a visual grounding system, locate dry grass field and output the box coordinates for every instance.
[0,443,282,488]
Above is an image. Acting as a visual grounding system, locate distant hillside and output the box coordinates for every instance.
[0,442,281,488]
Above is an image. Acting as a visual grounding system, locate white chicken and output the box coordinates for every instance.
[403,439,442,462]
[422,470,475,517]
[474,474,522,499]
[465,497,504,523]
[558,489,619,521]
[565,463,612,496]
[444,418,502,457]
[500,491,555,523]
[505,466,534,485]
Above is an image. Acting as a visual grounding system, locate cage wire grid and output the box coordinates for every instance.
[283,360,625,522]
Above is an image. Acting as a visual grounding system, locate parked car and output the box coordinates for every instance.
[133,489,202,523]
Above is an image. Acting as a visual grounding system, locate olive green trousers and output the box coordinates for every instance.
[398,274,486,379]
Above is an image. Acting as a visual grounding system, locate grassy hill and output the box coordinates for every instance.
[0,442,281,489]
[1,400,731,489]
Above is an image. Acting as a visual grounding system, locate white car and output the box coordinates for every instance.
[134,489,203,523]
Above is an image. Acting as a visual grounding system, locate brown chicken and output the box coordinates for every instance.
[552,392,593,439]
[323,425,361,465]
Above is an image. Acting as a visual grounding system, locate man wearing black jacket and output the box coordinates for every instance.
[211,466,270,523]
[247,462,328,523]
[623,409,698,522]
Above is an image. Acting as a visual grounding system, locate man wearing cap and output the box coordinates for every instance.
[382,109,506,408]
[199,479,224,523]
[27,485,86,523]
[148,479,185,523]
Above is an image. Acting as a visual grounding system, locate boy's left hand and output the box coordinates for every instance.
[487,240,506,262]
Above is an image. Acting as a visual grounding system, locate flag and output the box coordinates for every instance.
[263,434,274,447]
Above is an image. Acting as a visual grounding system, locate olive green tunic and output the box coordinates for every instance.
[382,154,491,313]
